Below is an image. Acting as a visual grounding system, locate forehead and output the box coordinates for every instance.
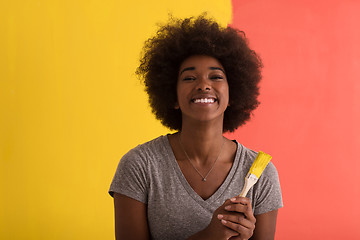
[179,55,224,70]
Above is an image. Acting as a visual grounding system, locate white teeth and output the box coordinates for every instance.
[194,98,215,103]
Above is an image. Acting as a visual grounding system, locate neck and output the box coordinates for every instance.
[178,122,225,165]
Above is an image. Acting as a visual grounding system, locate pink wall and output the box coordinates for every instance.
[228,0,360,238]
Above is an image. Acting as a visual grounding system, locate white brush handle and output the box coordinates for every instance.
[239,173,259,197]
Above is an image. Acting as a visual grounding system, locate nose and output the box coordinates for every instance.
[196,77,211,91]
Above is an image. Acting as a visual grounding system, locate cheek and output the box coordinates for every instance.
[176,87,181,102]
[222,85,230,102]
[175,87,186,109]
[223,88,230,107]
[176,85,190,102]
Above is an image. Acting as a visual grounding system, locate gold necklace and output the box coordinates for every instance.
[178,134,225,182]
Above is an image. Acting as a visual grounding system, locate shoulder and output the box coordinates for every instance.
[114,135,170,177]
[236,143,257,169]
[109,135,169,199]
[235,144,283,214]
[236,143,280,181]
[238,143,277,174]
[121,135,168,163]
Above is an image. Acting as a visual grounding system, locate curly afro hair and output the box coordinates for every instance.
[136,14,263,132]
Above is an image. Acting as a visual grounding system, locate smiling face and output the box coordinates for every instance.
[176,55,229,126]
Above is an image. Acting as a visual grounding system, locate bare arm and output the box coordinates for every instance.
[114,193,277,240]
[250,210,278,240]
[113,193,150,240]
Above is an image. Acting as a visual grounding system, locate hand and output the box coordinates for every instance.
[200,199,240,240]
[218,197,256,240]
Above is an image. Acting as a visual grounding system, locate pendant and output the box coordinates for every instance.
[202,178,207,182]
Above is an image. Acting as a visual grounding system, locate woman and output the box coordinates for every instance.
[109,15,283,240]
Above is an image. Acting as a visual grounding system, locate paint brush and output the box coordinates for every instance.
[239,151,272,197]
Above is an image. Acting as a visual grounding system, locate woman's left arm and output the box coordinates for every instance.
[250,210,278,240]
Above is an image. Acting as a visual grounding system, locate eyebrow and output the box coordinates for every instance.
[179,66,225,75]
[210,67,225,73]
[179,67,195,75]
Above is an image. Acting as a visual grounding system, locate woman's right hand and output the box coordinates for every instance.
[206,198,241,239]
[188,198,240,240]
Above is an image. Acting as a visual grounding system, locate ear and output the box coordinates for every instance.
[174,102,180,109]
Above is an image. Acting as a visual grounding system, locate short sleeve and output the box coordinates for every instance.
[252,162,283,215]
[108,147,149,203]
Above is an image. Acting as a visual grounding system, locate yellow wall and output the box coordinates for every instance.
[0,1,231,239]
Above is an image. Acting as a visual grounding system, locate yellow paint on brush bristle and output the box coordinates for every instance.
[249,151,272,178]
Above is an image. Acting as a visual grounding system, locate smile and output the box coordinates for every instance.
[192,98,217,104]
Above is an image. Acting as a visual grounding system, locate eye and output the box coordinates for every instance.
[210,75,224,81]
[183,76,196,81]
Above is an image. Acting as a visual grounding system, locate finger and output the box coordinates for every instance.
[220,219,253,238]
[215,216,240,238]
[230,196,251,205]
[218,214,254,229]
[227,197,256,221]
[225,203,247,213]
[239,198,255,221]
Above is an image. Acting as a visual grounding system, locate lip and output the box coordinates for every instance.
[191,94,218,104]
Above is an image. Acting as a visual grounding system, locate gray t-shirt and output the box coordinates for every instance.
[109,135,283,240]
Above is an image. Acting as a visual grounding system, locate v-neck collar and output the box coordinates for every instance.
[162,135,242,206]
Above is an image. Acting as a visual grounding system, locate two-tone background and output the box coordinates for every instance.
[1,0,360,239]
